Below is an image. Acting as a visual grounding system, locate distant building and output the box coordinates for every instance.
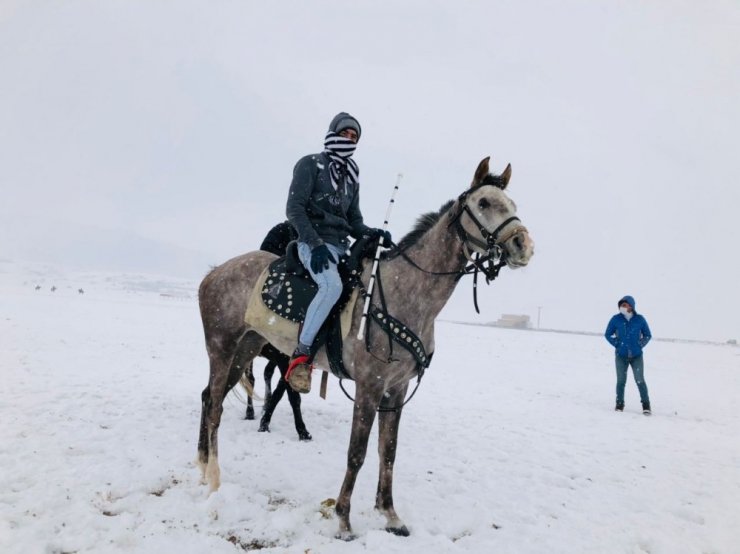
[492,314,531,329]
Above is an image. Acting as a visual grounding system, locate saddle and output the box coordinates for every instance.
[254,237,377,378]
[261,239,371,322]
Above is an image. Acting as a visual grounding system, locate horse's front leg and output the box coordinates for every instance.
[376,382,410,536]
[335,384,384,540]
[262,360,276,413]
[285,381,311,441]
[258,375,285,433]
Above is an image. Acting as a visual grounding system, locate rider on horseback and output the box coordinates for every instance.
[285,112,390,393]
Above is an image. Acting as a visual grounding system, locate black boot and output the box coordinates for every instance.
[615,402,624,412]
[642,401,651,415]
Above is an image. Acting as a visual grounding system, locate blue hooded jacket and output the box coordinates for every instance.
[604,295,652,358]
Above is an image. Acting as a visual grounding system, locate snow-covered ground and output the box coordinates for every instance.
[1,261,738,554]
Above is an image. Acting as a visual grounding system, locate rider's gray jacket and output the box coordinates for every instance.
[286,152,370,250]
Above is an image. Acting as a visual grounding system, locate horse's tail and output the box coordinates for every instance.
[239,363,263,401]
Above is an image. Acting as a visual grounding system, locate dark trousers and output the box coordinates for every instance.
[615,355,650,405]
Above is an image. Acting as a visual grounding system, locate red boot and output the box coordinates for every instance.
[286,353,313,394]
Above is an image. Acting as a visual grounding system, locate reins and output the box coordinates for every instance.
[339,182,527,410]
[389,184,527,312]
[339,248,430,412]
[339,376,424,413]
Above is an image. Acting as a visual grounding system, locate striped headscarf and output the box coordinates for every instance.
[323,131,359,193]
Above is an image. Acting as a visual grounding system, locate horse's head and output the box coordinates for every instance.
[451,156,534,270]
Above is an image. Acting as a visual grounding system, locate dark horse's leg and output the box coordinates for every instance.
[375,382,410,536]
[259,346,311,440]
[245,362,256,420]
[258,374,285,433]
[335,383,385,540]
[285,374,312,441]
[258,345,284,432]
[198,331,266,490]
[262,358,276,413]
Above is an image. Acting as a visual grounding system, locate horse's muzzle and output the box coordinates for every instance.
[504,230,534,268]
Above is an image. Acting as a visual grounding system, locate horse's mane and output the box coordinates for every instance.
[479,173,507,189]
[383,172,506,258]
[385,199,455,257]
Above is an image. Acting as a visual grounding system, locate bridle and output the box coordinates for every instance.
[449,183,527,273]
[352,181,528,411]
[393,182,529,312]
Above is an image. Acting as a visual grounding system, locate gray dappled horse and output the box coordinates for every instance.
[197,157,534,539]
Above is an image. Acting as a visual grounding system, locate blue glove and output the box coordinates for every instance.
[310,244,336,274]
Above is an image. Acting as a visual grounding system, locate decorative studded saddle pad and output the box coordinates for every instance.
[244,259,359,344]
[260,261,316,322]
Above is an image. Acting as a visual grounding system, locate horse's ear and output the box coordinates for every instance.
[501,163,512,189]
[472,157,491,187]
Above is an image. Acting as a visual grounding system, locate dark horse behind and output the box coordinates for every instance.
[242,343,312,441]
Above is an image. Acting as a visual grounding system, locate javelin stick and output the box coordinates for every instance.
[356,173,402,341]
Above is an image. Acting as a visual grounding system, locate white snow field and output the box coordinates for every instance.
[1,262,738,554]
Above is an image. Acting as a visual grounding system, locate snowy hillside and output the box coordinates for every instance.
[1,261,738,553]
[0,216,215,279]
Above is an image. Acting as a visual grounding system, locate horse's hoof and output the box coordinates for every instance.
[298,430,312,441]
[386,525,410,537]
[245,407,255,420]
[258,423,269,433]
[334,530,356,542]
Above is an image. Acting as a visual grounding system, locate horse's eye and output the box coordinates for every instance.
[478,198,490,210]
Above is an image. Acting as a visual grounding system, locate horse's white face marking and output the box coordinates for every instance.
[461,183,534,268]
[466,186,517,231]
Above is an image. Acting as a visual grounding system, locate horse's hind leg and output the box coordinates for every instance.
[197,384,212,481]
[201,331,266,491]
[245,362,256,420]
[375,382,410,536]
[197,349,232,486]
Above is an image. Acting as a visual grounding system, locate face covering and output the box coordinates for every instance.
[620,306,633,320]
[323,131,359,192]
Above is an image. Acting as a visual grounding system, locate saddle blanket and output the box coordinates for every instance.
[244,262,359,344]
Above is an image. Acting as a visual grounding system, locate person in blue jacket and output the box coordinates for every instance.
[604,295,652,414]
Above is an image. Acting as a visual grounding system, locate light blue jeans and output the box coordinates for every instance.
[615,355,650,405]
[297,242,345,348]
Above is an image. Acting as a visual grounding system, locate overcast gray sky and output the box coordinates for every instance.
[1,0,739,341]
